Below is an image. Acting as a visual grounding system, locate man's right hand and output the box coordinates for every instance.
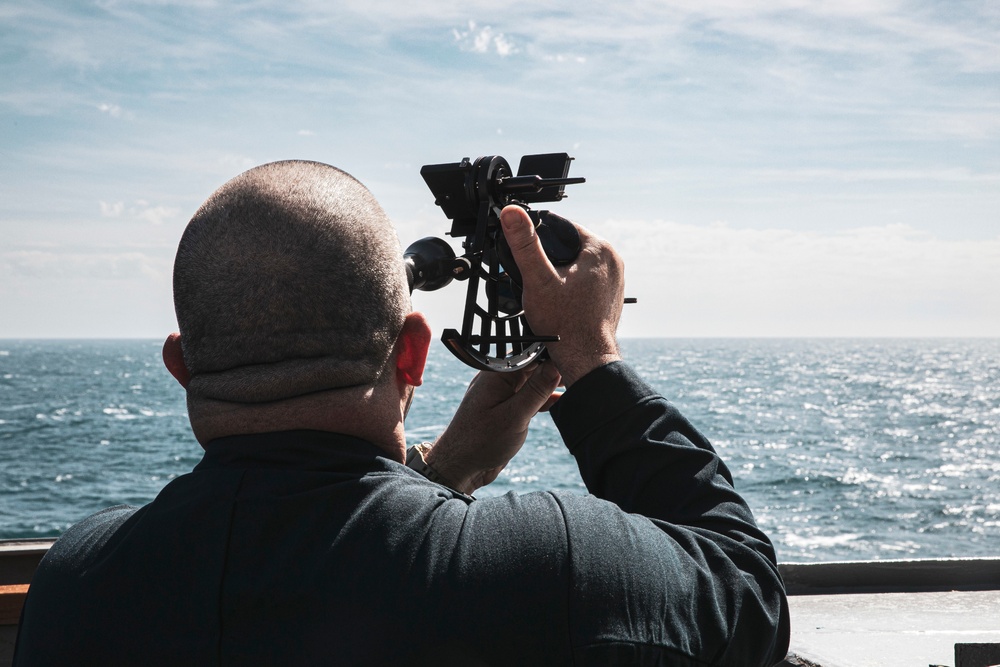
[499,205,626,388]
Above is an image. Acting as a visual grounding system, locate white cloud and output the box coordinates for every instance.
[493,32,516,57]
[545,54,587,64]
[750,168,1000,184]
[601,219,1000,337]
[96,0,221,9]
[900,112,1000,141]
[0,248,176,337]
[136,205,179,226]
[2,0,996,338]
[0,250,170,282]
[48,34,103,70]
[217,154,258,172]
[453,20,518,57]
[97,200,181,225]
[97,102,123,118]
[100,201,125,217]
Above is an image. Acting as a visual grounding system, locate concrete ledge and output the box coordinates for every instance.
[785,589,1000,667]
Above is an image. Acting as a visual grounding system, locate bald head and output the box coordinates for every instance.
[173,160,410,403]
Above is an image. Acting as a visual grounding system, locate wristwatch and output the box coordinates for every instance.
[404,442,454,487]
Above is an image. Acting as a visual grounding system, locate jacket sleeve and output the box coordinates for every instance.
[549,361,790,666]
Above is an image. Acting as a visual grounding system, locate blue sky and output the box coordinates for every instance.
[1,0,998,338]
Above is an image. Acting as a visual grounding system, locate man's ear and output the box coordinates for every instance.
[395,312,432,387]
[162,332,192,388]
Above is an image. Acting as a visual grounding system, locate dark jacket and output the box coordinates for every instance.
[15,362,789,665]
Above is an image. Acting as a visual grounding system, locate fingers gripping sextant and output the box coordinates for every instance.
[405,153,585,372]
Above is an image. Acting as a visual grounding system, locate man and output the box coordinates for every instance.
[15,160,789,665]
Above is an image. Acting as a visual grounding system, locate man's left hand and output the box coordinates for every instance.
[422,362,562,494]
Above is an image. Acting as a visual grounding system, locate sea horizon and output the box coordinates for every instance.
[3,337,999,562]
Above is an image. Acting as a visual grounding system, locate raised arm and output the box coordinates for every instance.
[415,202,618,493]
[501,204,790,665]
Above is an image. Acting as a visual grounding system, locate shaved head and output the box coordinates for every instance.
[173,160,410,403]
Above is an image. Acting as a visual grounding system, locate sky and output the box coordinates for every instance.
[1,0,998,339]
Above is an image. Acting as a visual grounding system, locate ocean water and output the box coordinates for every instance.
[2,338,998,563]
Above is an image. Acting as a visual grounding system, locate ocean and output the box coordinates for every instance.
[2,338,998,563]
